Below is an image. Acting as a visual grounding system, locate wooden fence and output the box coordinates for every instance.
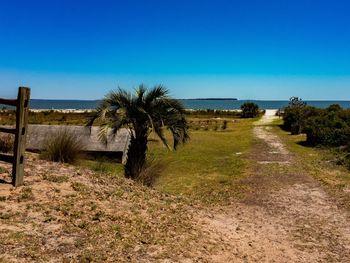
[0,87,30,186]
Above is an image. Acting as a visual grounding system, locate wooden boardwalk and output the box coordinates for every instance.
[26,125,130,163]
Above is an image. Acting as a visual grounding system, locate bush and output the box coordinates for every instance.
[240,103,260,118]
[282,97,305,134]
[283,106,320,134]
[0,134,14,153]
[41,129,84,163]
[282,103,350,147]
[304,108,350,147]
[285,103,350,170]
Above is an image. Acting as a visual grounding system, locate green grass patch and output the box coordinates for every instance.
[79,158,123,176]
[17,187,35,202]
[0,166,7,174]
[71,182,89,193]
[149,118,256,204]
[43,174,69,183]
[68,114,256,204]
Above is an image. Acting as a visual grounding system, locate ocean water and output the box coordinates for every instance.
[2,99,350,110]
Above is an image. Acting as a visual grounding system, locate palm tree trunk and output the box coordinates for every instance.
[124,135,148,179]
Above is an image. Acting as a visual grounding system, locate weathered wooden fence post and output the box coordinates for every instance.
[12,87,30,186]
[0,87,30,187]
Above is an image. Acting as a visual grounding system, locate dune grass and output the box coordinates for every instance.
[0,134,14,153]
[40,130,85,163]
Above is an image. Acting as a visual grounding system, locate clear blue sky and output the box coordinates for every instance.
[1,0,350,100]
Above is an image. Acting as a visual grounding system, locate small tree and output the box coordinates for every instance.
[87,85,189,180]
[240,102,260,118]
[283,97,307,135]
[289,96,306,108]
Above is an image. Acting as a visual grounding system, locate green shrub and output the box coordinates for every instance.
[304,108,350,147]
[240,102,259,118]
[282,103,350,147]
[41,129,84,163]
[43,174,69,183]
[282,97,308,134]
[0,134,14,153]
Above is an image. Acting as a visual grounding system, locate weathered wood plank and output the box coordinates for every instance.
[0,126,16,134]
[26,125,130,163]
[0,98,17,107]
[12,87,30,187]
[0,153,14,163]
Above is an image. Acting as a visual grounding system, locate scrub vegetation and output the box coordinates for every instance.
[40,129,85,164]
[282,98,350,170]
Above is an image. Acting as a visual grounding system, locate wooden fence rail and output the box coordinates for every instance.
[0,87,30,187]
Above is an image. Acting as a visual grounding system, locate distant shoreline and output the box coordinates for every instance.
[1,99,350,111]
[183,98,238,101]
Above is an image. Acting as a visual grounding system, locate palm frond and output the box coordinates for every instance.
[85,99,111,131]
[144,85,169,106]
[164,114,189,149]
[87,85,188,150]
[147,96,189,149]
[153,123,170,149]
[136,85,147,105]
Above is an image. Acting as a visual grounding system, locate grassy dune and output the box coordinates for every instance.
[0,155,213,262]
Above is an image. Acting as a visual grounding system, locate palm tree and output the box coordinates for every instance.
[87,85,189,179]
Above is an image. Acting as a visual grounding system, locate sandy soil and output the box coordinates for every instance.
[0,157,214,262]
[198,110,350,262]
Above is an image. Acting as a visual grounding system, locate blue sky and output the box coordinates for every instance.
[1,0,350,100]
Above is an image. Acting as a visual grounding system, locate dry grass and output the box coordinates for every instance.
[0,134,14,153]
[40,129,85,163]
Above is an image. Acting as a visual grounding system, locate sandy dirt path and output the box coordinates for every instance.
[200,110,350,262]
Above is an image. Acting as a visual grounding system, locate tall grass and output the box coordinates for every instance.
[41,129,84,163]
[137,158,167,187]
[0,134,14,153]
